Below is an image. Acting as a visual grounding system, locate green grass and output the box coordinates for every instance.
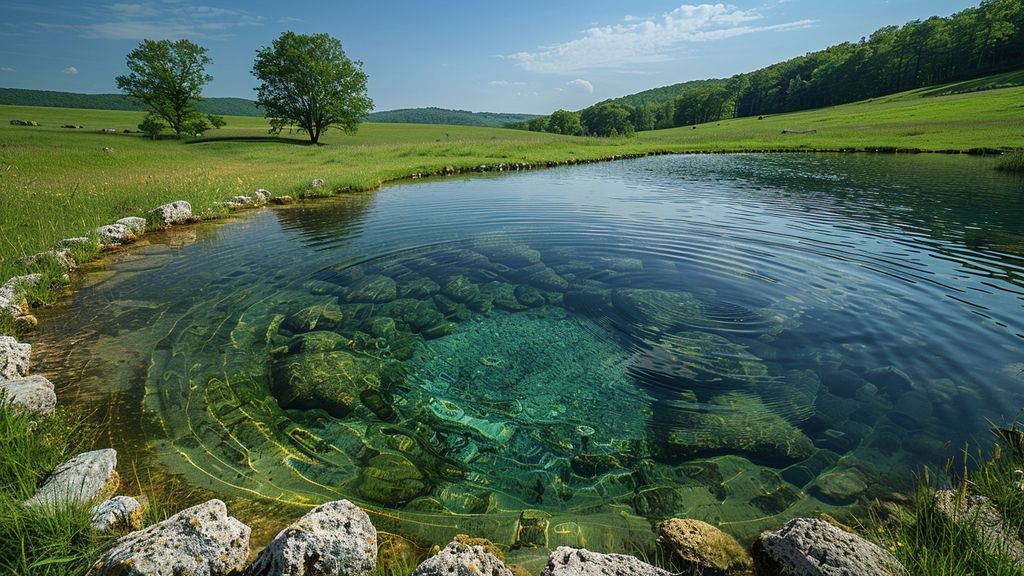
[996,151,1024,172]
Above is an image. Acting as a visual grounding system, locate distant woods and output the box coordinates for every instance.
[515,0,1024,136]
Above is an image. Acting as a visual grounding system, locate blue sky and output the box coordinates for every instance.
[0,1,981,114]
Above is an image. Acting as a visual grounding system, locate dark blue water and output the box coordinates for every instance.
[35,153,1024,557]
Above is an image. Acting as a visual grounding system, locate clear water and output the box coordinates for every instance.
[33,154,1024,559]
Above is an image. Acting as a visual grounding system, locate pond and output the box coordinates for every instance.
[33,153,1024,562]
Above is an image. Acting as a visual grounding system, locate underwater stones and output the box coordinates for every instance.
[570,453,622,478]
[360,389,397,421]
[368,316,398,338]
[640,332,768,386]
[863,365,914,397]
[473,241,541,269]
[485,282,528,311]
[514,509,551,549]
[657,394,815,466]
[523,263,569,291]
[889,390,932,430]
[398,277,441,299]
[657,518,752,575]
[25,448,119,509]
[540,547,672,576]
[304,279,344,296]
[288,331,348,354]
[432,293,471,322]
[0,335,31,379]
[355,453,430,505]
[89,499,250,576]
[632,486,684,518]
[811,468,868,505]
[441,274,482,303]
[247,500,377,576]
[612,288,705,332]
[283,301,344,333]
[343,275,397,303]
[150,200,193,225]
[412,540,513,576]
[513,283,545,307]
[780,450,839,489]
[822,368,866,398]
[751,518,909,576]
[438,488,497,514]
[750,477,800,515]
[0,374,56,414]
[271,350,401,417]
[934,490,1024,569]
[563,288,612,314]
[91,495,145,532]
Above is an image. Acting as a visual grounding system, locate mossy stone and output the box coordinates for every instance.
[441,275,482,303]
[287,331,348,354]
[355,453,430,505]
[398,277,440,299]
[343,274,398,303]
[271,350,401,417]
[513,284,545,307]
[570,453,622,478]
[658,518,752,575]
[282,300,343,334]
[811,468,868,505]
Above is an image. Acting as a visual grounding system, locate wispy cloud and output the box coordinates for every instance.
[489,80,527,87]
[566,78,593,94]
[32,1,263,41]
[508,3,814,74]
[0,67,15,73]
[61,66,78,74]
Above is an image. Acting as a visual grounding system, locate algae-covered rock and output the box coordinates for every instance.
[636,332,769,387]
[432,293,471,322]
[523,263,569,291]
[658,518,752,575]
[472,240,541,269]
[570,453,622,478]
[811,468,867,505]
[563,288,612,314]
[441,275,482,303]
[355,453,431,505]
[632,486,683,518]
[379,298,450,336]
[656,393,815,465]
[288,331,348,354]
[514,284,545,307]
[613,288,705,332]
[247,499,377,576]
[484,282,527,312]
[272,350,402,417]
[343,275,397,303]
[283,301,343,333]
[399,277,441,299]
[514,509,551,549]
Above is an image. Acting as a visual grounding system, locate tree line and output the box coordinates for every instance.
[514,0,1023,137]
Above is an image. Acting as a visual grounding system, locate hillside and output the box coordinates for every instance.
[605,78,728,108]
[367,107,536,127]
[0,88,263,116]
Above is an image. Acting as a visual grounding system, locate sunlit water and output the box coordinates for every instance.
[34,154,1024,561]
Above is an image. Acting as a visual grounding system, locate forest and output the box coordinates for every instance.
[515,0,1024,136]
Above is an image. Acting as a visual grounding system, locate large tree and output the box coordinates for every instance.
[252,32,372,144]
[116,39,213,137]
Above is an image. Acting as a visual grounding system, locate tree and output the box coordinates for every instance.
[116,39,213,137]
[252,32,372,144]
[546,109,581,135]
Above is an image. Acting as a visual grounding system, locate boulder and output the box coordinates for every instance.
[0,335,31,379]
[283,301,343,333]
[247,500,377,576]
[473,241,541,269]
[252,189,270,204]
[540,547,671,576]
[751,517,908,576]
[441,275,482,304]
[412,540,513,576]
[0,273,41,319]
[151,200,193,225]
[0,374,56,414]
[934,490,1024,568]
[271,350,402,417]
[344,275,398,303]
[355,453,430,506]
[116,217,147,234]
[657,518,751,574]
[310,178,325,189]
[24,448,119,509]
[863,366,914,396]
[288,331,348,354]
[91,495,145,531]
[88,499,250,576]
[96,223,135,245]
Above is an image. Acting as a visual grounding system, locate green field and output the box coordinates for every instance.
[2,78,1022,304]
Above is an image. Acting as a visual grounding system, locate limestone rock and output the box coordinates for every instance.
[91,495,145,531]
[96,223,135,245]
[248,500,376,576]
[540,547,672,576]
[151,200,193,225]
[355,453,430,506]
[310,178,325,189]
[271,350,402,417]
[658,518,751,574]
[0,335,31,379]
[412,540,513,576]
[0,374,56,415]
[934,489,1024,568]
[252,189,270,204]
[117,216,147,234]
[0,273,41,319]
[25,448,119,509]
[89,499,250,576]
[751,517,908,576]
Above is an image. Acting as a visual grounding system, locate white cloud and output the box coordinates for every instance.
[31,1,264,41]
[0,67,15,72]
[62,66,78,74]
[566,78,593,94]
[508,3,814,74]
[489,80,527,87]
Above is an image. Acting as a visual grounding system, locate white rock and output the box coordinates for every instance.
[151,201,193,225]
[231,195,253,205]
[752,517,909,576]
[0,335,31,379]
[413,540,513,576]
[0,274,41,319]
[248,500,377,576]
[0,374,55,414]
[96,223,134,245]
[116,217,147,234]
[310,178,325,189]
[253,189,270,204]
[24,448,119,509]
[540,547,671,576]
[89,499,250,576]
[91,495,145,531]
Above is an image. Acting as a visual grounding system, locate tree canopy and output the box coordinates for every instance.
[252,32,372,144]
[115,39,214,137]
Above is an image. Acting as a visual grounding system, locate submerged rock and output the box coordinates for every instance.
[91,495,145,532]
[89,499,250,576]
[355,453,431,505]
[248,500,377,576]
[472,240,541,269]
[283,300,343,333]
[150,200,193,225]
[658,518,751,574]
[0,374,56,415]
[441,275,482,304]
[540,547,671,576]
[271,350,402,417]
[412,540,513,576]
[0,335,31,379]
[613,288,705,333]
[751,517,908,576]
[343,275,397,303]
[288,331,349,354]
[25,448,119,509]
